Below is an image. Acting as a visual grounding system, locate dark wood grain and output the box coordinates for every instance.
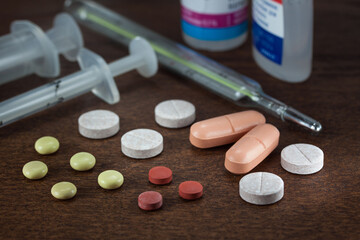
[0,0,359,239]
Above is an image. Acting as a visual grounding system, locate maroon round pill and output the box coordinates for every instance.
[149,166,173,185]
[179,181,203,200]
[138,191,163,211]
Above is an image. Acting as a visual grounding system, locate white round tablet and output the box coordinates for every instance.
[121,129,163,159]
[78,110,120,139]
[154,99,195,128]
[281,143,324,175]
[239,172,284,205]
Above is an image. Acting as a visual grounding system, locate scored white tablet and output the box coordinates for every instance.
[78,109,120,139]
[121,129,163,159]
[155,99,195,128]
[281,143,324,175]
[239,172,284,205]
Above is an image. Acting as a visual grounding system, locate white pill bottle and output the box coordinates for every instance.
[252,0,313,83]
[181,0,249,51]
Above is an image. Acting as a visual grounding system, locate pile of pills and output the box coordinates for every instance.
[22,99,324,208]
[237,143,324,205]
[138,166,203,211]
[23,100,204,208]
[189,111,324,205]
[189,111,280,174]
[24,135,125,200]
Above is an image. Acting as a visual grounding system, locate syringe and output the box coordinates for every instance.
[0,37,157,127]
[0,13,83,85]
[64,0,322,132]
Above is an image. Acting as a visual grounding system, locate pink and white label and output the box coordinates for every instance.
[181,6,248,28]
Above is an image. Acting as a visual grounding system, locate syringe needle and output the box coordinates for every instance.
[0,37,157,127]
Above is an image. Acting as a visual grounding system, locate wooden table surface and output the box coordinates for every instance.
[0,0,359,239]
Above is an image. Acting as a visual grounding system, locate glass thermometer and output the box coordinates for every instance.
[64,0,322,132]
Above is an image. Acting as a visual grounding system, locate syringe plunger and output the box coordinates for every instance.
[0,37,158,127]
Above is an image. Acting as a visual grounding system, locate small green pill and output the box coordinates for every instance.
[98,170,124,190]
[51,182,77,200]
[22,161,48,180]
[70,152,96,171]
[35,136,59,155]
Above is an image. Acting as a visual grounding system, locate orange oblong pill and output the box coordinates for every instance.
[189,110,266,148]
[225,123,280,174]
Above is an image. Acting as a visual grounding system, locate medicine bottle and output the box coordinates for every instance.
[252,0,313,83]
[181,0,248,51]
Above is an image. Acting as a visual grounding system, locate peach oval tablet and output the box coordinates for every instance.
[225,123,280,174]
[189,110,265,148]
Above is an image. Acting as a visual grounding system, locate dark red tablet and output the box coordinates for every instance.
[149,166,172,185]
[138,191,163,211]
[179,181,203,200]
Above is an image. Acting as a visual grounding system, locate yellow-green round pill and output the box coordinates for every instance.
[22,161,48,180]
[98,170,124,190]
[70,152,96,171]
[51,182,77,200]
[35,136,59,155]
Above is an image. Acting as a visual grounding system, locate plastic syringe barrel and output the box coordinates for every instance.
[65,0,322,132]
[65,0,246,101]
[0,13,83,85]
[0,33,43,83]
[47,25,76,55]
[0,68,101,127]
[0,34,40,70]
